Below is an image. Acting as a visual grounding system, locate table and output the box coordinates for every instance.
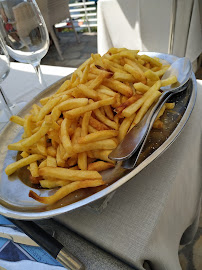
[97,0,202,65]
[0,63,202,270]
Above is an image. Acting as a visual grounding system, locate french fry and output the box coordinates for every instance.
[47,156,57,167]
[5,154,44,176]
[72,139,117,154]
[133,82,150,93]
[24,115,33,137]
[103,78,133,97]
[10,115,25,126]
[77,84,98,100]
[39,167,101,181]
[93,107,118,130]
[78,130,118,144]
[133,90,161,125]
[64,97,115,119]
[29,179,105,204]
[161,75,177,87]
[124,64,146,84]
[57,98,88,111]
[21,151,29,158]
[60,118,72,153]
[140,55,162,67]
[103,105,114,120]
[89,150,115,164]
[88,161,114,171]
[30,162,39,177]
[37,97,61,121]
[122,80,161,117]
[78,111,91,170]
[115,94,143,114]
[165,103,175,110]
[40,180,71,188]
[118,114,136,142]
[144,69,160,81]
[113,72,136,83]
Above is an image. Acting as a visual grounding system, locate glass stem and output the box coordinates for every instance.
[32,62,47,89]
[0,86,13,118]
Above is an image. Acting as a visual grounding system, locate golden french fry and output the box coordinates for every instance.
[88,161,114,171]
[39,167,102,181]
[165,103,175,110]
[103,105,114,120]
[56,145,66,167]
[10,115,25,126]
[77,84,98,100]
[103,78,133,97]
[29,179,105,204]
[47,156,57,167]
[56,80,71,94]
[47,146,57,157]
[78,130,118,144]
[113,72,135,83]
[30,162,39,177]
[5,154,44,176]
[20,119,52,148]
[60,118,72,153]
[72,139,117,155]
[122,80,161,117]
[133,90,161,125]
[140,55,162,67]
[64,97,115,119]
[118,114,136,142]
[57,98,89,111]
[144,69,160,81]
[124,64,146,84]
[115,94,143,114]
[24,115,33,137]
[39,159,47,168]
[156,104,166,120]
[133,82,150,93]
[89,150,115,164]
[40,180,71,188]
[93,107,118,130]
[20,151,29,158]
[37,97,61,121]
[89,116,110,131]
[161,75,177,87]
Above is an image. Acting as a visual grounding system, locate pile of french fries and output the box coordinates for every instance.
[5,48,177,205]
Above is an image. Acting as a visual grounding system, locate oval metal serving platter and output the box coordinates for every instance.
[0,52,197,219]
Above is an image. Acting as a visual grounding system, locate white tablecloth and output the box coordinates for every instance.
[97,0,202,63]
[0,63,201,269]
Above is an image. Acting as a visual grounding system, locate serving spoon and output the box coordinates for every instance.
[109,57,192,168]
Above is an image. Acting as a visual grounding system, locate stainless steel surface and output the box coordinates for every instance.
[57,247,85,270]
[0,52,197,220]
[109,57,192,161]
[168,0,177,54]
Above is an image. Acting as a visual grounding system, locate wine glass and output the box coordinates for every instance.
[0,0,49,89]
[0,35,12,128]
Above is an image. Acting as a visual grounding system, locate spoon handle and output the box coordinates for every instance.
[109,90,171,161]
